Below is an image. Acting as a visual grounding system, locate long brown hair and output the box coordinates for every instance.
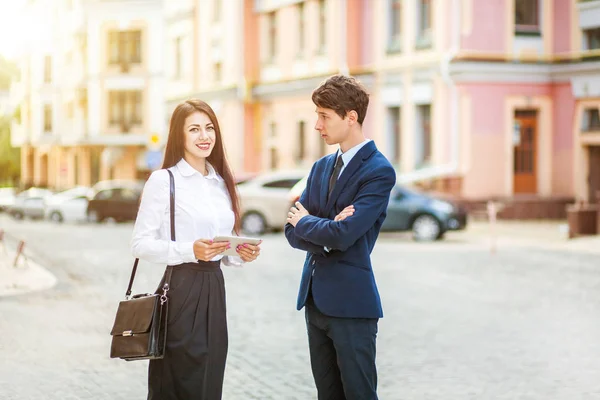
[162,99,241,233]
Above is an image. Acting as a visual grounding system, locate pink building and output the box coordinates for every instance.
[366,0,600,217]
[438,0,600,216]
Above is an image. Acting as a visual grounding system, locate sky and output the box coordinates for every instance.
[0,0,26,60]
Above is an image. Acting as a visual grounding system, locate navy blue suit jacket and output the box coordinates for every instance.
[284,140,396,319]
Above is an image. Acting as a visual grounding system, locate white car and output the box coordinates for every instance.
[45,186,91,223]
[0,187,16,212]
[237,170,308,235]
[8,188,54,220]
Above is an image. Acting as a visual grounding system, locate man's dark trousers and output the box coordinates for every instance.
[284,141,396,400]
[305,295,378,400]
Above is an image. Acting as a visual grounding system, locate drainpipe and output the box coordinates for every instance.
[441,0,461,174]
[339,0,349,75]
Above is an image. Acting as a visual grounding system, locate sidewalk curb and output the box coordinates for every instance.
[0,251,58,297]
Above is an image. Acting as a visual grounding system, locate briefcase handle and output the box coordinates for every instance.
[125,169,176,299]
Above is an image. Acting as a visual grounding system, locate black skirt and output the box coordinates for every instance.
[148,261,228,400]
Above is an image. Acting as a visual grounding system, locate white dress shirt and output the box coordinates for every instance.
[323,139,371,253]
[131,158,242,266]
[336,139,371,178]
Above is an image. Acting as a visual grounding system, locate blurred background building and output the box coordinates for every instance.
[5,0,600,218]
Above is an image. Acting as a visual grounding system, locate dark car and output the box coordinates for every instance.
[381,186,467,241]
[288,177,467,241]
[86,180,144,223]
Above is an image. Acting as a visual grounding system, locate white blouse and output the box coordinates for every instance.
[131,158,242,266]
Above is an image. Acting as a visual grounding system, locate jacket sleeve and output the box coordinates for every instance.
[293,168,396,252]
[284,165,327,256]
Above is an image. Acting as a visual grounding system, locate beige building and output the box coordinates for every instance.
[164,0,259,174]
[252,0,358,171]
[11,0,166,189]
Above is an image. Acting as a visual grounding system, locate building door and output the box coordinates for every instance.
[513,110,538,194]
[589,146,600,203]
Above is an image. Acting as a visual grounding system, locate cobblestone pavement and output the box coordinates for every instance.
[0,214,599,399]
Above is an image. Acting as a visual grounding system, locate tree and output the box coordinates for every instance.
[0,56,18,90]
[0,56,20,186]
[0,116,20,186]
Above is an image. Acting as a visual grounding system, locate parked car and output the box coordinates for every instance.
[0,187,16,212]
[86,180,144,223]
[288,178,467,241]
[45,186,91,223]
[237,170,308,235]
[7,187,54,220]
[8,195,46,220]
[382,186,467,241]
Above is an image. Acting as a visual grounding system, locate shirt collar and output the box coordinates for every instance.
[337,139,371,166]
[176,158,222,181]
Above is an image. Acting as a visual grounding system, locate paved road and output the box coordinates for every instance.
[0,214,599,399]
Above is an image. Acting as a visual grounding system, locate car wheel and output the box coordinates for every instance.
[50,211,64,223]
[87,210,100,223]
[241,212,267,235]
[411,214,442,242]
[12,211,24,220]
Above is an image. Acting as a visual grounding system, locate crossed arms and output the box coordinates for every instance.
[284,171,395,253]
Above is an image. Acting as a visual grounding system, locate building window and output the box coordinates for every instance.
[174,36,182,79]
[388,0,402,53]
[270,147,279,169]
[108,91,143,131]
[296,121,306,163]
[269,122,278,168]
[43,105,52,132]
[583,108,600,132]
[267,12,277,62]
[515,0,539,34]
[387,107,401,165]
[66,102,74,119]
[318,0,327,53]
[584,28,600,51]
[214,62,222,82]
[416,105,431,167]
[108,30,142,70]
[416,0,432,49]
[213,0,221,22]
[298,2,305,56]
[44,55,52,83]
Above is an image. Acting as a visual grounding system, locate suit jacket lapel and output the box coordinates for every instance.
[324,141,377,215]
[319,153,337,212]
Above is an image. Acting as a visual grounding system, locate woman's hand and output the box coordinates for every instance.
[334,205,355,222]
[236,241,262,263]
[193,239,230,261]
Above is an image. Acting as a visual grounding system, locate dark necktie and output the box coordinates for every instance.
[328,155,344,197]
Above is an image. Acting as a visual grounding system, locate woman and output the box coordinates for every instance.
[131,99,261,399]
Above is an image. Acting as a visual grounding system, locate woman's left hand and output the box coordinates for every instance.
[236,241,262,262]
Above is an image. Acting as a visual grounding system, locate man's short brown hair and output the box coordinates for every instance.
[312,75,369,124]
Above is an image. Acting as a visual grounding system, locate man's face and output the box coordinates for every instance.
[314,107,348,146]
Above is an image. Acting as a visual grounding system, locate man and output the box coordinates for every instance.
[285,75,396,400]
